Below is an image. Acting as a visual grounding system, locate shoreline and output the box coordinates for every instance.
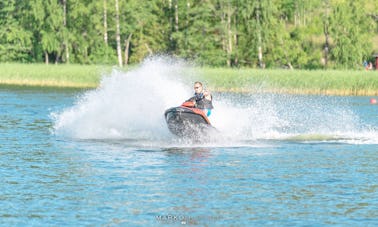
[2,63,378,96]
[212,88,378,96]
[2,81,378,96]
[0,79,97,89]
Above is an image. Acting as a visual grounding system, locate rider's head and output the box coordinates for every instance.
[194,81,203,94]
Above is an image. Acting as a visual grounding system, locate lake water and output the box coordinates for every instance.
[1,62,378,226]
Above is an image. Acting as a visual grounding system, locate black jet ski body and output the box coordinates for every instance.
[164,106,216,138]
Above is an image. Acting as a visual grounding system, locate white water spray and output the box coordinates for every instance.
[53,58,192,139]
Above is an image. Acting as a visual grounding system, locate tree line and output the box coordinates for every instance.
[0,0,377,69]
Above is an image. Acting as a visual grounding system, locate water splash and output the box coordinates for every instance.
[52,57,378,144]
[53,57,192,140]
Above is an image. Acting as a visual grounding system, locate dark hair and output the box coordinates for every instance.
[194,81,202,86]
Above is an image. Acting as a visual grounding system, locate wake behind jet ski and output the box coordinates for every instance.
[164,81,216,138]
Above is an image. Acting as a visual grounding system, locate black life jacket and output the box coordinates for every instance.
[187,93,214,109]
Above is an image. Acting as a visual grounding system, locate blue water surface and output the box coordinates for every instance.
[1,87,377,226]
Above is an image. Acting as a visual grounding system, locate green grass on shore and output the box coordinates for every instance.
[0,63,110,88]
[201,68,378,96]
[2,63,378,95]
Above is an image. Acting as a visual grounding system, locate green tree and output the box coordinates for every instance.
[0,0,32,62]
[28,0,65,64]
[330,0,374,68]
[0,0,377,68]
[237,0,285,68]
[120,0,169,64]
[172,0,226,66]
[87,0,117,64]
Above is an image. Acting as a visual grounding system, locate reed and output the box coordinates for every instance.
[2,63,378,95]
[200,68,378,96]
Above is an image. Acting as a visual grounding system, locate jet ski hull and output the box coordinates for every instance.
[164,106,215,138]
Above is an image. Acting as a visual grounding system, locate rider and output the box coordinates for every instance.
[186,81,213,116]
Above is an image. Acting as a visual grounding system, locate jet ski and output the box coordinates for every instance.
[164,101,216,138]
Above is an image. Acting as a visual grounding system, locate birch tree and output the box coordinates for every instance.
[115,0,123,67]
